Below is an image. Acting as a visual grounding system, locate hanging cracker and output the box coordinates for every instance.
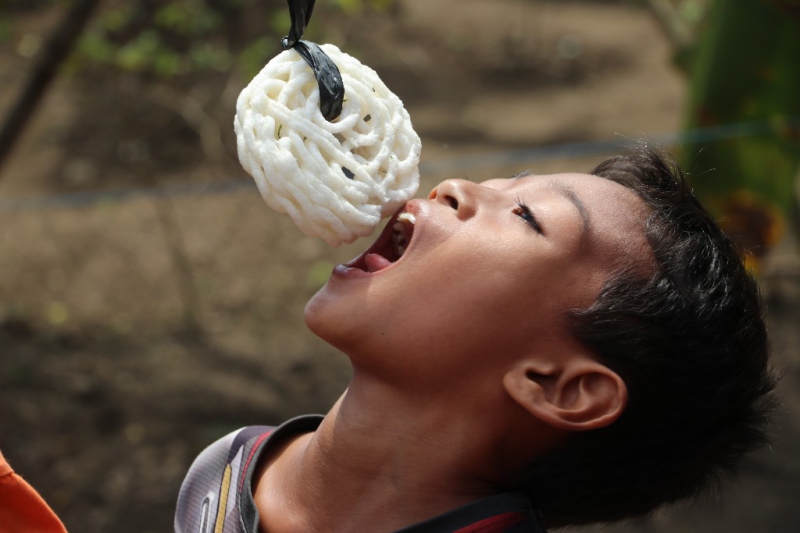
[235,44,421,246]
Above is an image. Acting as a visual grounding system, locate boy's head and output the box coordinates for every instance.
[524,144,776,527]
[304,143,775,527]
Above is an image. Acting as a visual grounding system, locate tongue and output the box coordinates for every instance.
[365,253,393,273]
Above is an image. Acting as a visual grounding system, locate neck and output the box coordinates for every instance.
[255,370,510,533]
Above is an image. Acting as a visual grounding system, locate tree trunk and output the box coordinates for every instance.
[0,0,102,176]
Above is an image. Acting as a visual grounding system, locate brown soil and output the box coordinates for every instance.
[1,1,797,532]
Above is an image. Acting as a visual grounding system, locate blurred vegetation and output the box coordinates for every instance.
[680,0,800,268]
[0,0,397,190]
[63,0,395,79]
[649,0,800,267]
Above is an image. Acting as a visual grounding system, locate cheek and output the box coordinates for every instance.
[415,262,553,344]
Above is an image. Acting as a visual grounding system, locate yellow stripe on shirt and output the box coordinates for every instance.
[214,464,233,533]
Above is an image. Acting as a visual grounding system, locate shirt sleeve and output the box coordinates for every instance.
[0,450,68,533]
[174,429,241,533]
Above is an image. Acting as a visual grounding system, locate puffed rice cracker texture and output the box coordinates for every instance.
[235,44,422,246]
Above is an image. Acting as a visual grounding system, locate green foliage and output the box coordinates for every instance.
[331,0,368,15]
[77,30,115,63]
[678,0,710,23]
[71,0,233,77]
[328,0,394,13]
[115,30,161,72]
[683,0,800,264]
[0,16,12,43]
[269,9,292,37]
[238,36,275,79]
[189,41,232,72]
[98,4,135,33]
[65,0,395,79]
[153,1,222,36]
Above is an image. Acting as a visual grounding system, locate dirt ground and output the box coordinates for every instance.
[1,1,798,532]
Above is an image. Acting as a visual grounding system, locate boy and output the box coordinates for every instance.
[175,145,775,532]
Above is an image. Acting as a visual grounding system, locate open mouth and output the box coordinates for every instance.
[346,208,416,274]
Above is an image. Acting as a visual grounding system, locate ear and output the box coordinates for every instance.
[503,357,627,431]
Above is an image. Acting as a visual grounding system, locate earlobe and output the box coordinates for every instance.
[503,359,627,431]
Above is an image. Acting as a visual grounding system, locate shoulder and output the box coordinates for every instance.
[174,426,274,533]
[174,416,325,533]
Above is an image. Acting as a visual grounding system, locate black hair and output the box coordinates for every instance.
[523,143,778,528]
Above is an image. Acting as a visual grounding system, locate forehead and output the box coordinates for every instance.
[486,171,646,220]
[485,171,638,203]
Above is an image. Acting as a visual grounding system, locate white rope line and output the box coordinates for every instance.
[4,117,798,213]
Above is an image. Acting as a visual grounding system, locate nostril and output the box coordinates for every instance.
[429,185,460,210]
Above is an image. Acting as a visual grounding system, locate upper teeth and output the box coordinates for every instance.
[397,212,416,224]
[392,212,415,257]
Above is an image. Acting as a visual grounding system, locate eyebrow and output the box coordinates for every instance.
[547,180,591,242]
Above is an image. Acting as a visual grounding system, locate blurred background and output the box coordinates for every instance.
[0,0,798,531]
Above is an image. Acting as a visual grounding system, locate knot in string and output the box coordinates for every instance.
[281,0,344,121]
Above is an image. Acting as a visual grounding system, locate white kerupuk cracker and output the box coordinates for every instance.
[234,44,422,246]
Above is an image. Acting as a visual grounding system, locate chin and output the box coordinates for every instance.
[304,285,330,336]
[303,284,355,352]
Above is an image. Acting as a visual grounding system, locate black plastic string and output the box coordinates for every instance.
[281,0,344,121]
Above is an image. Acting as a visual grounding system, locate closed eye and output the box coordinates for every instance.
[513,199,543,234]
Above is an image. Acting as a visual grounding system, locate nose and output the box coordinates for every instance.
[428,179,479,219]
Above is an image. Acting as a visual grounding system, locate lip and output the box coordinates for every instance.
[332,200,423,279]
